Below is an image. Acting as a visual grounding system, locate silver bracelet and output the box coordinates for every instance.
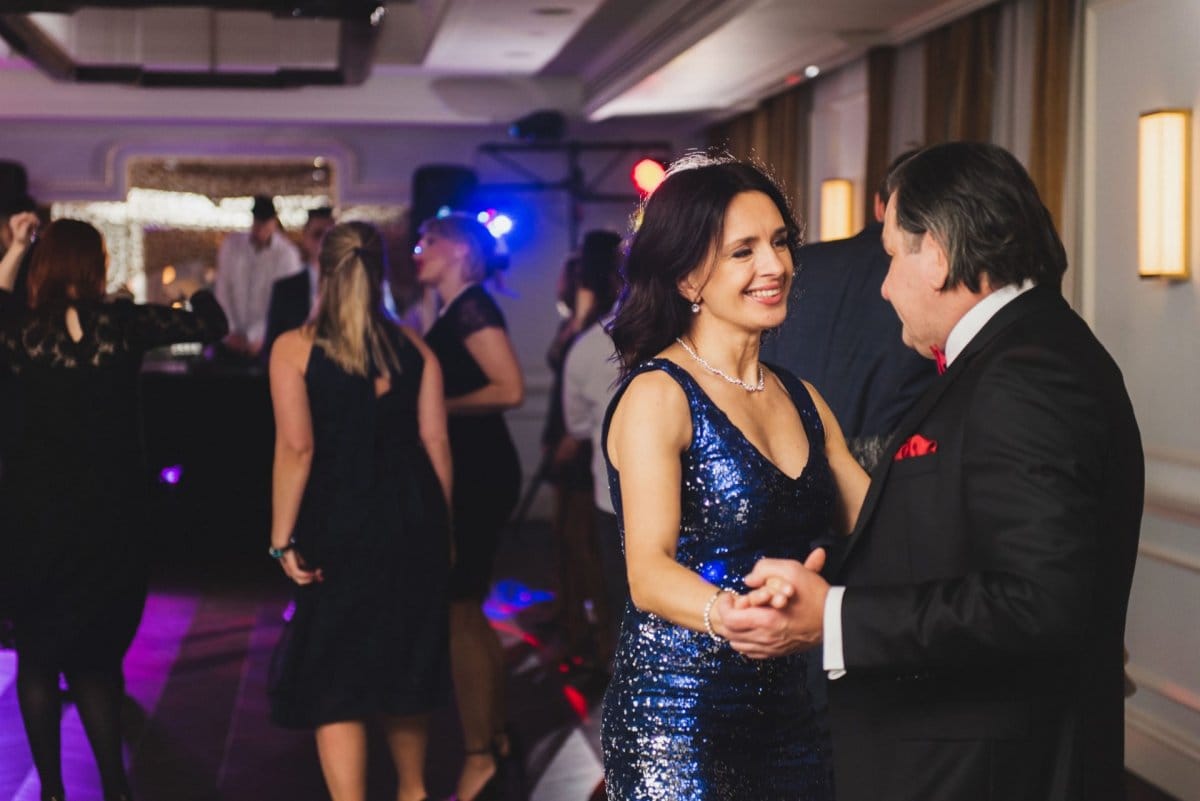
[703,587,727,643]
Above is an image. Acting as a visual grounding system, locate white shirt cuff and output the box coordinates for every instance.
[823,585,847,680]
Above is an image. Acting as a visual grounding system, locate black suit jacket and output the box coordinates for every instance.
[262,268,313,360]
[828,286,1143,801]
[762,223,935,461]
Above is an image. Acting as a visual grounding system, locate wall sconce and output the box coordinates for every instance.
[820,179,854,241]
[1138,109,1191,280]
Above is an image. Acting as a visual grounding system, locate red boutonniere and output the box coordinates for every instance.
[894,433,938,461]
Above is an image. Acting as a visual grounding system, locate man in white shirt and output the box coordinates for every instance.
[214,195,301,358]
[561,315,627,640]
[717,142,1143,801]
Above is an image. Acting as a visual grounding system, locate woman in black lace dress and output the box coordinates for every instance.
[415,214,523,801]
[0,218,228,801]
[268,221,453,801]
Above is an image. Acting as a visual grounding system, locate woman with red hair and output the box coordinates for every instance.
[0,218,227,801]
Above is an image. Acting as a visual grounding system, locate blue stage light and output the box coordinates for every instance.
[486,214,514,238]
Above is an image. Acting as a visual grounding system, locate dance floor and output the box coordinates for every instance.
[0,520,1180,801]
[0,523,606,801]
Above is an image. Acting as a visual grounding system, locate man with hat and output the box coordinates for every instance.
[214,194,301,358]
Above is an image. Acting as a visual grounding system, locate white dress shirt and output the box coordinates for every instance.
[561,317,620,514]
[824,279,1036,677]
[214,231,302,344]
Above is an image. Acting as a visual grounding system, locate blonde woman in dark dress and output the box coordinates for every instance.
[268,222,453,801]
[415,214,523,801]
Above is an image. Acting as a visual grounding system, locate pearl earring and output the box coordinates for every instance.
[691,300,701,314]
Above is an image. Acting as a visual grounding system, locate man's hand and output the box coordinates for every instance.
[719,550,829,659]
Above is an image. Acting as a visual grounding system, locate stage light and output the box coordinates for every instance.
[475,208,515,239]
[436,205,452,219]
[487,214,514,238]
[632,158,667,196]
[159,465,183,485]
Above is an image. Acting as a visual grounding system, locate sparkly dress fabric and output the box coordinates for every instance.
[268,328,451,728]
[0,290,227,663]
[600,359,835,801]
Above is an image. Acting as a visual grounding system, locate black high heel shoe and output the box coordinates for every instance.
[447,750,500,801]
[493,727,528,801]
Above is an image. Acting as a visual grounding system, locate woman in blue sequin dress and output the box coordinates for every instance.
[601,156,869,800]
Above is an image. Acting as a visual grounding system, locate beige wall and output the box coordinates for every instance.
[1082,0,1200,798]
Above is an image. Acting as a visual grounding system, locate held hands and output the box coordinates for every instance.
[715,549,829,659]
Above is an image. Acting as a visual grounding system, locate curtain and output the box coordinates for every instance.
[707,83,813,225]
[1027,0,1075,232]
[924,4,1003,144]
[865,46,896,220]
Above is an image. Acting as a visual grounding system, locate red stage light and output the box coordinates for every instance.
[631,158,667,196]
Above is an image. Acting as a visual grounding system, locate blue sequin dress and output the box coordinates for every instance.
[600,359,835,801]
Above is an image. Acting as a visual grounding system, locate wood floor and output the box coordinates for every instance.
[0,523,1183,801]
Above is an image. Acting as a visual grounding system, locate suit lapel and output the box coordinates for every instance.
[829,286,1067,578]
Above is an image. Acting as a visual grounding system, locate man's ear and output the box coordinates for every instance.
[921,231,950,290]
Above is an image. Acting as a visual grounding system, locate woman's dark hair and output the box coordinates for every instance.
[885,141,1067,292]
[418,212,505,282]
[26,219,106,307]
[310,221,401,377]
[608,154,801,374]
[578,228,623,325]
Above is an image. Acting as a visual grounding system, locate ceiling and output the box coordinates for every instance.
[0,0,996,125]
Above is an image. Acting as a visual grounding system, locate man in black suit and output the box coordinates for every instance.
[262,206,334,360]
[762,152,934,470]
[720,142,1143,801]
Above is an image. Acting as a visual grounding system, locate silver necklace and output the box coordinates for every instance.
[675,337,765,392]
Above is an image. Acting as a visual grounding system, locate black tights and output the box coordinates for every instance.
[16,651,131,801]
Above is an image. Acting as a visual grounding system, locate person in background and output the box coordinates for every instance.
[215,194,301,359]
[268,221,453,801]
[548,229,623,668]
[0,218,228,801]
[414,212,523,801]
[761,149,933,472]
[262,206,336,360]
[0,160,39,306]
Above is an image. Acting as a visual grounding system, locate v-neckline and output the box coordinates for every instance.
[662,358,814,483]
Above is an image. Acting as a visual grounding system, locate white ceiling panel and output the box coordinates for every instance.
[0,0,994,125]
[424,0,605,73]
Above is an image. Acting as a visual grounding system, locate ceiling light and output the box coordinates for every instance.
[804,65,820,79]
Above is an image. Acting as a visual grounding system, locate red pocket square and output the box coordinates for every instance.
[894,433,938,461]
